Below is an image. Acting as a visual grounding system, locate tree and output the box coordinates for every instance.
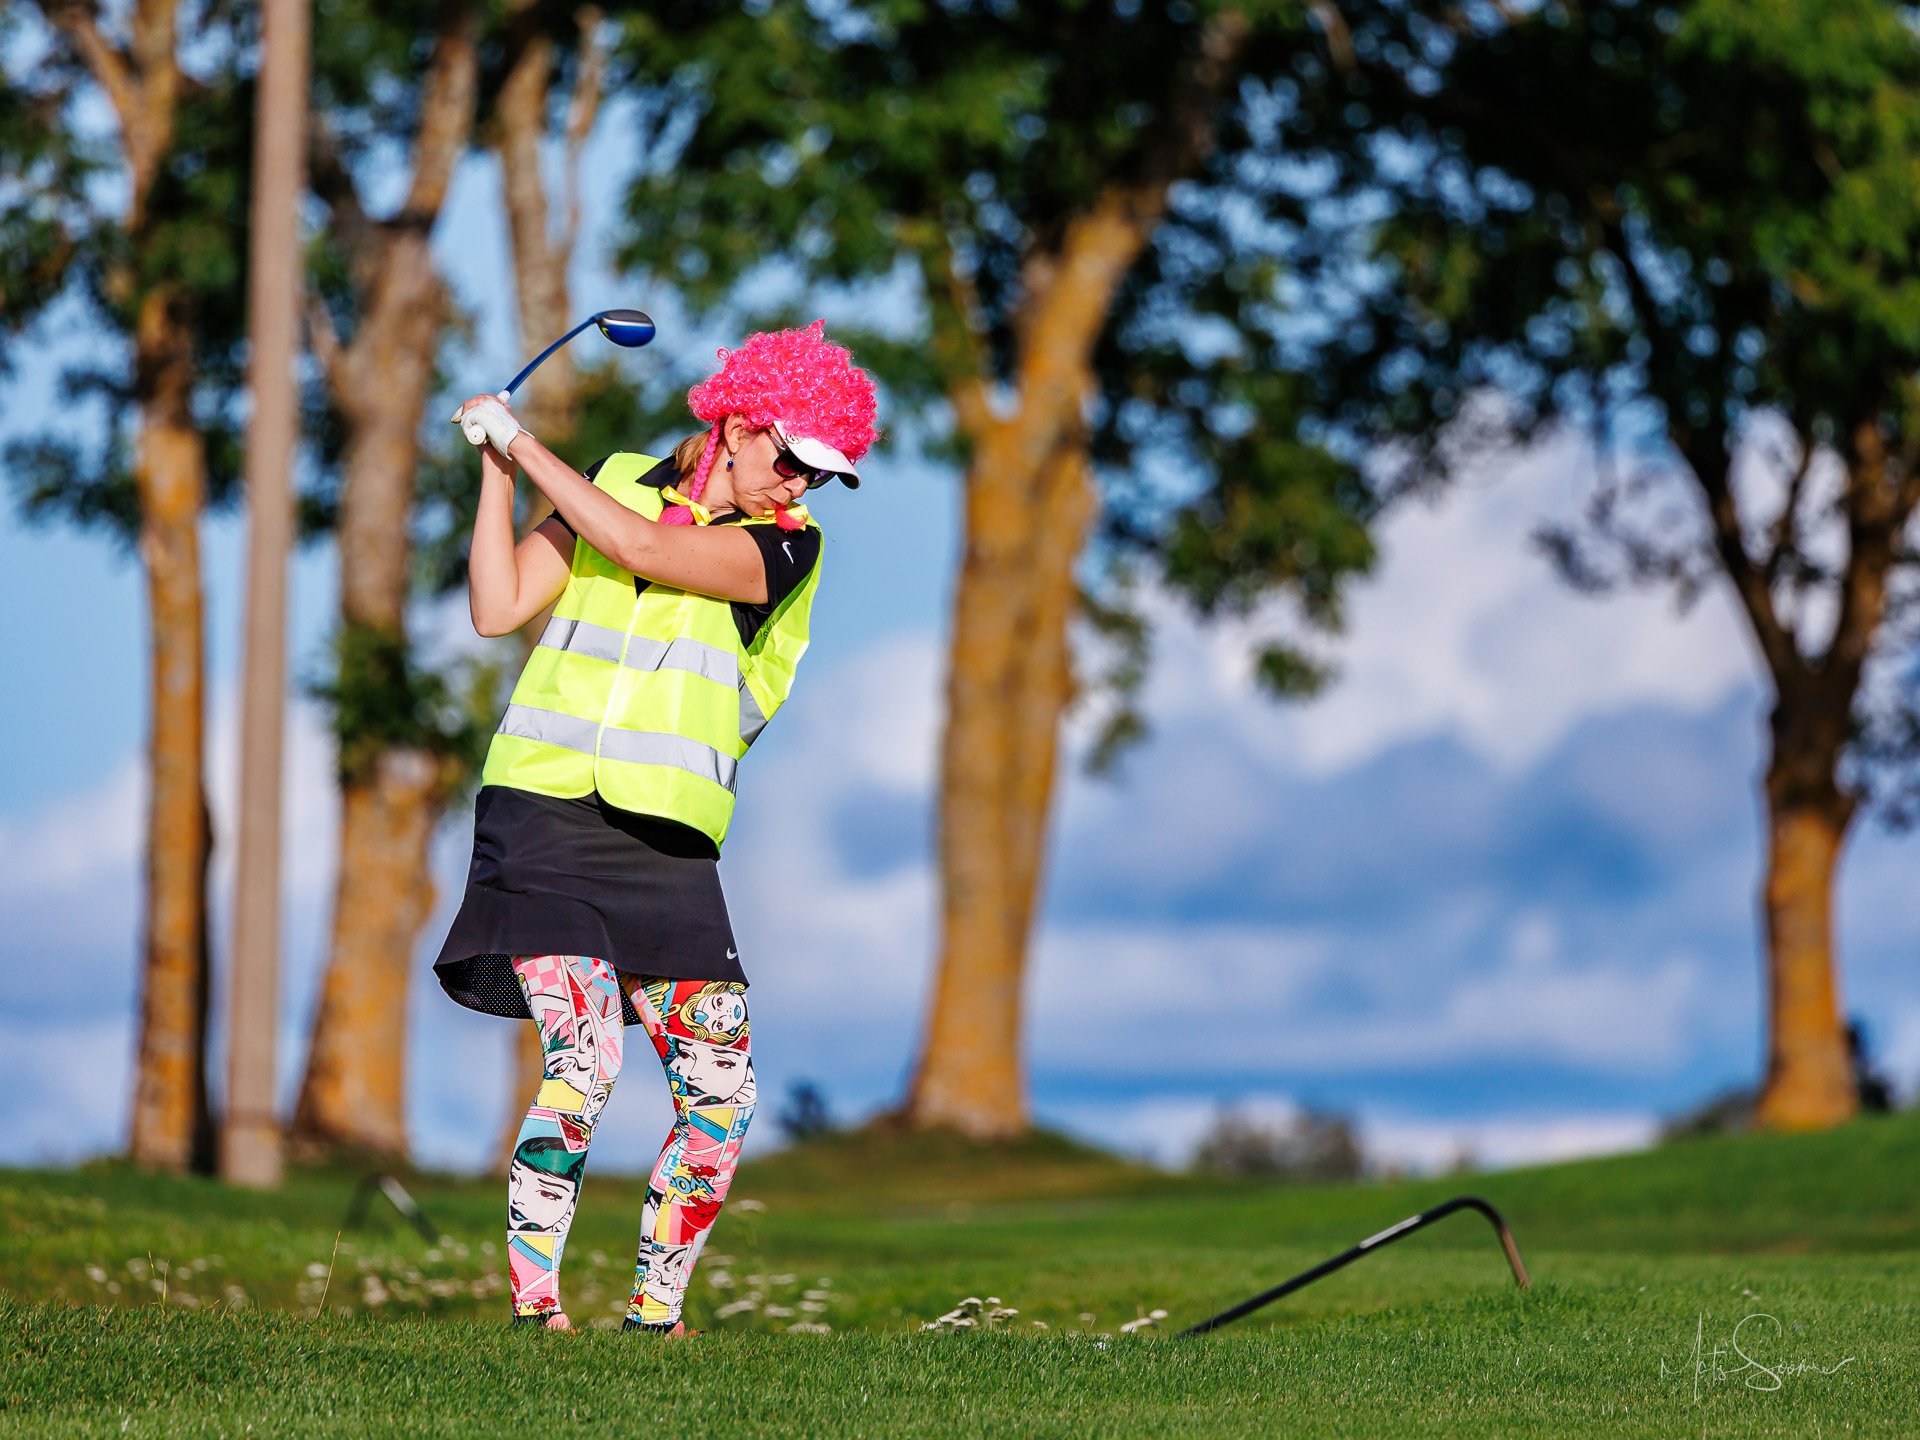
[3,0,249,1173]
[290,0,492,1160]
[1320,0,1920,1131]
[1188,1098,1366,1180]
[612,0,1378,1138]
[293,0,652,1163]
[481,0,611,1171]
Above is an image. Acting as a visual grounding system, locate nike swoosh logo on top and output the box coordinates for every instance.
[726,947,738,960]
[781,541,794,563]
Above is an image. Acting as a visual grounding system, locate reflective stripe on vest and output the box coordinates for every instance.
[497,702,739,792]
[537,614,741,688]
[478,451,822,849]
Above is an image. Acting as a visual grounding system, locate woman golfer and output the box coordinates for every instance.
[434,319,877,1335]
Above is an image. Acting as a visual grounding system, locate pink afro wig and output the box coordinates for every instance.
[665,319,880,530]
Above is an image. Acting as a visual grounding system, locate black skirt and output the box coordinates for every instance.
[432,784,746,1026]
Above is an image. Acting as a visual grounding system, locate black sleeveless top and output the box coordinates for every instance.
[430,456,822,1023]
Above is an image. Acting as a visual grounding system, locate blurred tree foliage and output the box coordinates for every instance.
[0,3,251,542]
[613,1,1381,756]
[1313,0,1920,1132]
[1188,1099,1366,1180]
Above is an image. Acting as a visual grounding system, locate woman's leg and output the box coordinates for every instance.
[618,975,756,1330]
[506,952,626,1325]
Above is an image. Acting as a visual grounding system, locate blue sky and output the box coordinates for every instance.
[4,117,1916,1180]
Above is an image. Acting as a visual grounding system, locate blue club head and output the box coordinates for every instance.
[594,309,656,348]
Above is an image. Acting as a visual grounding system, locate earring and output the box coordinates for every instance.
[726,459,734,470]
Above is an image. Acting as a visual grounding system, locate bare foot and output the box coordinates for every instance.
[543,1311,574,1332]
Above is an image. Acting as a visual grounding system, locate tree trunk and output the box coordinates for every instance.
[127,285,217,1174]
[486,5,604,1168]
[1686,426,1897,1137]
[896,440,1098,1138]
[49,0,213,1176]
[292,746,444,1158]
[890,186,1186,1139]
[292,223,462,1161]
[1752,759,1857,1132]
[494,23,575,447]
[291,5,478,1160]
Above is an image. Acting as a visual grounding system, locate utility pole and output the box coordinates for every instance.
[222,0,311,1187]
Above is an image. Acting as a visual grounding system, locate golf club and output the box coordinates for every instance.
[460,307,656,443]
[1173,1193,1532,1337]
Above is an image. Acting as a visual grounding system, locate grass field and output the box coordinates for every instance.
[3,1111,1915,1436]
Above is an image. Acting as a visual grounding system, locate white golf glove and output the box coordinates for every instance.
[451,394,526,453]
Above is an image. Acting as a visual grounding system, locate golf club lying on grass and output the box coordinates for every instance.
[344,1171,442,1245]
[1174,1193,1532,1338]
[457,307,655,443]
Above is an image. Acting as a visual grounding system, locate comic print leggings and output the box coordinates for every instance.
[506,952,755,1329]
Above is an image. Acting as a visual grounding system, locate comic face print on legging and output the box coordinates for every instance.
[623,977,757,1326]
[507,953,627,1318]
[670,1036,754,1106]
[524,965,619,1132]
[665,984,755,1106]
[509,1136,586,1232]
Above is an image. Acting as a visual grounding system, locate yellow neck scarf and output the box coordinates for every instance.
[661,485,813,530]
[660,484,714,525]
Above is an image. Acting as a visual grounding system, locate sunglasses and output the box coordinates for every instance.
[768,435,837,489]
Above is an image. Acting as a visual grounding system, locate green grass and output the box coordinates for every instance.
[3,1110,1916,1436]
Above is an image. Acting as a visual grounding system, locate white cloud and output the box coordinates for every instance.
[1026,909,1709,1076]
[0,1015,133,1165]
[1359,1107,1664,1176]
[0,753,142,897]
[1110,429,1758,782]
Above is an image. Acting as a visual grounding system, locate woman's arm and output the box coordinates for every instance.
[466,441,576,637]
[504,429,771,604]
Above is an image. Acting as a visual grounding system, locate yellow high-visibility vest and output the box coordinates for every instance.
[479,451,822,850]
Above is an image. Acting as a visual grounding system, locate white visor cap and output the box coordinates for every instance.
[771,420,861,488]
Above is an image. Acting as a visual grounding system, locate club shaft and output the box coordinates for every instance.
[501,314,598,397]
